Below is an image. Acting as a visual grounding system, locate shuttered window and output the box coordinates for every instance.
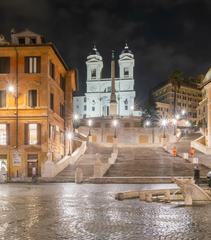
[0,57,10,73]
[24,123,41,145]
[0,124,9,145]
[0,90,6,108]
[25,57,41,73]
[60,75,65,91]
[49,60,55,79]
[60,103,65,118]
[28,90,37,107]
[50,93,54,110]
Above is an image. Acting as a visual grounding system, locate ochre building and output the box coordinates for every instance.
[0,29,77,178]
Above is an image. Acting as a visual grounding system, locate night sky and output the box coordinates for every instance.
[0,0,210,105]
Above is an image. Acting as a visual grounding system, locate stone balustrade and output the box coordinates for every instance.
[93,149,118,178]
[41,141,87,178]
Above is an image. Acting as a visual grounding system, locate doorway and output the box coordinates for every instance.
[27,154,38,177]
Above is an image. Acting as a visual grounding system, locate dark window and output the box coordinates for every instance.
[18,38,25,44]
[49,61,55,79]
[25,57,41,73]
[91,69,96,78]
[0,90,6,108]
[84,105,86,111]
[0,57,10,73]
[50,93,54,110]
[29,37,36,44]
[60,75,65,91]
[125,105,128,110]
[92,106,95,111]
[124,67,129,77]
[28,90,37,107]
[60,130,64,144]
[60,103,65,118]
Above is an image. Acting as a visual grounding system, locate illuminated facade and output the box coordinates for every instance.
[0,29,76,178]
[73,44,136,118]
[153,82,202,122]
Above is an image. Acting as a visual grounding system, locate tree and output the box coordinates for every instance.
[142,92,159,143]
[169,70,184,117]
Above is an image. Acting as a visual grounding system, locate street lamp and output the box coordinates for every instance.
[130,105,134,116]
[7,84,18,148]
[181,109,186,116]
[185,120,191,127]
[7,85,15,93]
[161,118,168,138]
[66,132,73,155]
[145,120,151,127]
[73,114,79,132]
[175,114,180,120]
[88,119,93,136]
[112,119,118,138]
[172,118,177,136]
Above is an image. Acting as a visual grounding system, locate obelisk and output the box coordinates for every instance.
[109,50,117,116]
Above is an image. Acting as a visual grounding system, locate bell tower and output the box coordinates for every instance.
[118,43,134,79]
[86,45,103,81]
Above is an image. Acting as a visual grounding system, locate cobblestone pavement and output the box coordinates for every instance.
[1,183,211,240]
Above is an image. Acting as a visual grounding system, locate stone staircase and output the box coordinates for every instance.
[105,147,210,177]
[53,143,112,182]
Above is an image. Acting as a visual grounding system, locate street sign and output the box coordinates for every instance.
[13,150,21,166]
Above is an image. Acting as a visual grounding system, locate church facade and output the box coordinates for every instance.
[73,44,136,118]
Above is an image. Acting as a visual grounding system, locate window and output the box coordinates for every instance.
[28,124,38,144]
[125,105,128,110]
[60,75,65,91]
[29,37,36,44]
[0,124,7,145]
[50,93,54,110]
[49,60,55,79]
[28,90,37,107]
[92,106,95,111]
[25,57,41,73]
[124,67,129,77]
[91,69,96,78]
[18,38,25,44]
[0,57,10,73]
[60,130,64,144]
[49,124,55,140]
[84,105,86,111]
[60,103,65,118]
[0,90,6,108]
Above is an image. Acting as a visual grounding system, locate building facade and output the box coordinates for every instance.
[153,82,202,122]
[0,29,76,178]
[155,102,170,118]
[74,44,136,118]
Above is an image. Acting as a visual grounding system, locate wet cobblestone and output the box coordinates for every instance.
[0,183,211,240]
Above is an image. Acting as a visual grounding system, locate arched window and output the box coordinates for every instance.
[124,67,129,77]
[91,69,96,79]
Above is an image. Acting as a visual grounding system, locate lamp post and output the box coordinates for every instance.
[66,132,73,156]
[145,120,154,144]
[73,114,79,132]
[181,109,186,116]
[130,105,134,116]
[8,84,18,148]
[112,119,118,138]
[161,118,168,138]
[172,118,177,136]
[88,119,92,137]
